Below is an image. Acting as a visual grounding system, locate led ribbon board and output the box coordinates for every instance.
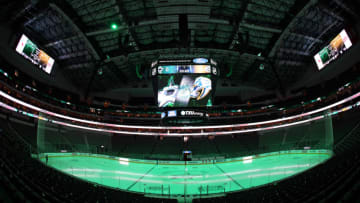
[157,65,211,74]
[193,58,208,64]
[0,89,360,130]
[0,99,353,136]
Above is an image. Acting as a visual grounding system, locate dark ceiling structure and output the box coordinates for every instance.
[0,0,358,95]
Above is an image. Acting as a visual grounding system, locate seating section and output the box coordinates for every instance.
[186,137,219,157]
[214,135,257,157]
[150,137,184,160]
[121,136,157,158]
[2,113,354,160]
[193,118,360,203]
[9,119,37,147]
[0,124,177,203]
[1,110,360,202]
[332,110,360,144]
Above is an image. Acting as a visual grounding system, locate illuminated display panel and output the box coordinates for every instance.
[157,75,212,107]
[157,65,211,74]
[314,29,352,70]
[1,89,359,130]
[193,58,208,64]
[15,34,55,74]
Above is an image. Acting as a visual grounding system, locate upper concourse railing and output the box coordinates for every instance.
[0,89,359,136]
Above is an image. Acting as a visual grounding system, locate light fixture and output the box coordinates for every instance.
[259,64,265,70]
[97,68,103,76]
[111,23,118,30]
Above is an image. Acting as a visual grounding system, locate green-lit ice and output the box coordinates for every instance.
[40,150,331,197]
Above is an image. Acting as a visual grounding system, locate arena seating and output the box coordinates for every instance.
[3,110,359,161]
[150,137,184,160]
[194,118,360,203]
[0,124,177,203]
[186,137,219,157]
[1,109,360,202]
[9,118,37,147]
[120,136,157,158]
[0,108,360,202]
[332,110,360,144]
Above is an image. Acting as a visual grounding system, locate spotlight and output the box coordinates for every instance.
[97,68,103,76]
[259,64,265,70]
[111,23,118,30]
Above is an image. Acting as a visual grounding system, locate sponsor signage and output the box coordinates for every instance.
[162,110,207,119]
[180,110,205,117]
[168,110,177,117]
[193,58,208,64]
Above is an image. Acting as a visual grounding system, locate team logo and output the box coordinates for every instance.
[190,77,212,100]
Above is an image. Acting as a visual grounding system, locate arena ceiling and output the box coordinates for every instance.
[1,0,357,95]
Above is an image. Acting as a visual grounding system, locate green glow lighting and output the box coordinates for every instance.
[42,150,331,196]
[97,68,103,76]
[259,64,265,70]
[207,99,212,107]
[111,23,118,30]
[226,64,233,77]
[135,64,143,79]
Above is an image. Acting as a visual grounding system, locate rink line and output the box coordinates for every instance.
[126,165,157,190]
[214,164,244,189]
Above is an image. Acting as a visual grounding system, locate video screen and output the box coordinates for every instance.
[15,34,55,74]
[157,75,212,107]
[314,29,352,70]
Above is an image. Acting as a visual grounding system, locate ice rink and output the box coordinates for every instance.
[40,150,332,197]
